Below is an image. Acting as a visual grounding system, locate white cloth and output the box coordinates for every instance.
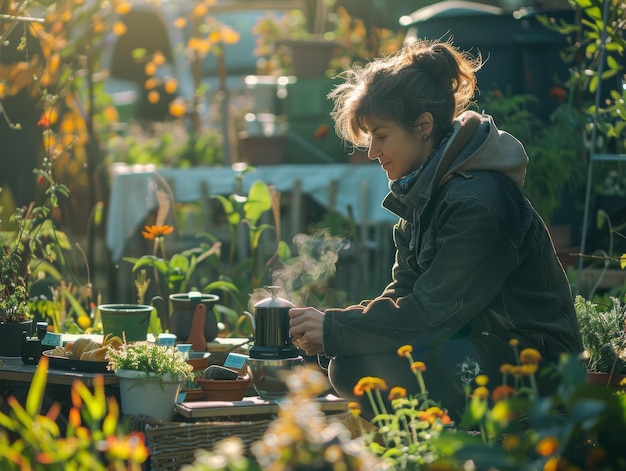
[106,163,396,261]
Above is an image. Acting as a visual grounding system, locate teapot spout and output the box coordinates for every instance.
[239,311,256,338]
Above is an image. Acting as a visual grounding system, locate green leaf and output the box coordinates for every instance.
[214,195,239,226]
[589,75,599,93]
[244,181,272,226]
[26,357,49,416]
[606,55,620,70]
[277,240,292,260]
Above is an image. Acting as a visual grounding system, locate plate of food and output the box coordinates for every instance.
[43,336,122,374]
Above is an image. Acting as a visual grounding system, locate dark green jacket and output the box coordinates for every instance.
[322,111,583,364]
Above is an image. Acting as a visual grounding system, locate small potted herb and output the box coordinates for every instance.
[107,341,194,421]
[574,294,626,386]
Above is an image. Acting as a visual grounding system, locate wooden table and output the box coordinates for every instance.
[0,356,118,387]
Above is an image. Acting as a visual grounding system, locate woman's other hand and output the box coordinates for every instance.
[289,307,325,356]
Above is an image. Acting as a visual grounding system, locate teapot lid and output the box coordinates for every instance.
[253,286,294,308]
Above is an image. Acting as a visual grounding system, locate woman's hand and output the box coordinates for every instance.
[289,307,325,356]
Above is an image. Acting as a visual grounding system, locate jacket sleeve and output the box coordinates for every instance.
[323,194,521,357]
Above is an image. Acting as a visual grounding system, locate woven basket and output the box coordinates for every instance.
[137,418,271,471]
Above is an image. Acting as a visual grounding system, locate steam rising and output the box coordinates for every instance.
[250,230,350,307]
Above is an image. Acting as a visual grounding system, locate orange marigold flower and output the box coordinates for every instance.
[112,21,127,36]
[354,376,387,394]
[491,384,516,402]
[520,348,542,364]
[147,90,160,104]
[152,51,166,66]
[115,1,132,15]
[169,98,187,118]
[141,224,174,239]
[192,3,208,16]
[388,386,407,400]
[397,345,413,357]
[145,62,157,76]
[145,77,159,90]
[425,406,444,417]
[174,17,187,28]
[164,78,178,94]
[103,106,119,122]
[536,436,559,457]
[418,411,435,424]
[411,361,426,373]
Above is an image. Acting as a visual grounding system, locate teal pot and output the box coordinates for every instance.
[115,369,184,422]
[99,304,152,342]
[0,319,33,357]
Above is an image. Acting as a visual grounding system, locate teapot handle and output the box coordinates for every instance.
[151,296,169,332]
[237,311,256,338]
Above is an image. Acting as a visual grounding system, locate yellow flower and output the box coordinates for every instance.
[353,376,388,396]
[348,402,361,416]
[520,363,538,375]
[410,361,426,373]
[475,374,489,386]
[509,338,519,347]
[397,345,413,357]
[141,224,174,240]
[472,386,489,399]
[520,348,542,364]
[388,386,406,400]
[500,363,515,374]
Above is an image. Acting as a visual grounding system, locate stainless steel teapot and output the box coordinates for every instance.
[244,286,300,359]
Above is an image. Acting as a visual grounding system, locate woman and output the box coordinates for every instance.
[288,40,583,419]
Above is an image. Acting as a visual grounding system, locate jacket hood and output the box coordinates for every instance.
[383,110,528,218]
[445,110,528,189]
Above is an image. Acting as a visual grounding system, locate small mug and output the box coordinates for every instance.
[176,343,192,361]
[157,333,177,346]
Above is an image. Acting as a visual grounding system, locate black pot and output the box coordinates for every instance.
[168,292,219,342]
[0,320,33,357]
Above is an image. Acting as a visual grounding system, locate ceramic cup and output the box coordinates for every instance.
[157,333,177,346]
[176,343,192,360]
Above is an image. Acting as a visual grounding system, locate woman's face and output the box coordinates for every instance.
[365,115,434,180]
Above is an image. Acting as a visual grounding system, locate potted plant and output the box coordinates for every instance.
[0,237,33,356]
[107,341,194,421]
[0,156,71,355]
[574,294,626,387]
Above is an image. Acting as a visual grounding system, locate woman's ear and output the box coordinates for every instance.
[414,112,433,137]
